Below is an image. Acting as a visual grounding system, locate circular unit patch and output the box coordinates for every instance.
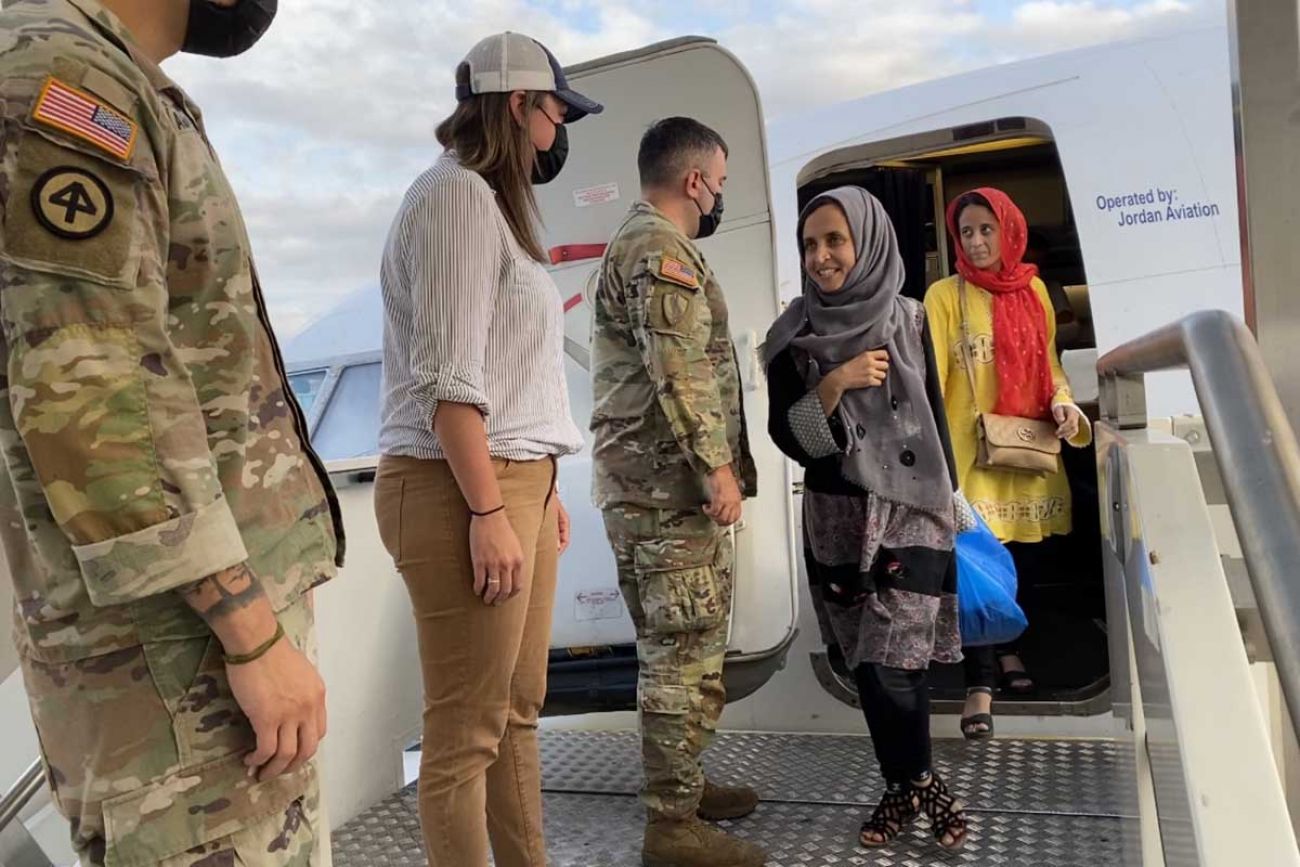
[31,166,114,240]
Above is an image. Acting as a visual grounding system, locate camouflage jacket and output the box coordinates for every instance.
[0,0,344,664]
[590,201,756,510]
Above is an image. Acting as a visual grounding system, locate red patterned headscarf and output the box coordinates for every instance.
[945,187,1054,420]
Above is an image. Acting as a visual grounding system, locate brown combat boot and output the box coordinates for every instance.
[698,779,759,820]
[642,815,767,867]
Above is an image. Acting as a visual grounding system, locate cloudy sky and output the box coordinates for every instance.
[167,0,1221,340]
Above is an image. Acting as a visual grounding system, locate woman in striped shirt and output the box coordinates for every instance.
[373,32,603,867]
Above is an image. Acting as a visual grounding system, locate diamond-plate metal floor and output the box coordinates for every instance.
[334,731,1139,866]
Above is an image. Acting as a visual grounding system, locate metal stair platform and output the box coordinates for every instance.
[334,730,1139,866]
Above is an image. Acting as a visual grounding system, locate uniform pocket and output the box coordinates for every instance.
[167,636,254,767]
[141,634,213,715]
[633,538,725,635]
[640,682,690,717]
[100,753,316,867]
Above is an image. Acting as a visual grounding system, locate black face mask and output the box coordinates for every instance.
[532,123,568,185]
[182,0,278,58]
[694,181,724,239]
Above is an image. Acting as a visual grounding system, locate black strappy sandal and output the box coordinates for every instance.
[997,652,1036,694]
[858,784,919,848]
[961,687,995,740]
[914,772,968,851]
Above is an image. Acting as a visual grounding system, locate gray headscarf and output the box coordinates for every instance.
[764,186,952,511]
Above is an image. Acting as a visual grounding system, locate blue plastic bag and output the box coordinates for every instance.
[955,511,1027,647]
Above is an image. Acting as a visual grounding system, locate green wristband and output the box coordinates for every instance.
[222,620,285,666]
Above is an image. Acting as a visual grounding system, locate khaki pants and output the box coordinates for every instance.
[601,504,732,820]
[20,598,323,867]
[375,455,558,867]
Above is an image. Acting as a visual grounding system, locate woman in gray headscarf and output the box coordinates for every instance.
[765,187,968,852]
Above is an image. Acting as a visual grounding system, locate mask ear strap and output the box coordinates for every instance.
[694,185,710,217]
[699,174,719,204]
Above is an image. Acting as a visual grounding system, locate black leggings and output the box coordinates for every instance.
[963,537,1057,690]
[855,663,932,786]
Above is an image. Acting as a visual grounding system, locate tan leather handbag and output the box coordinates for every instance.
[958,277,1060,476]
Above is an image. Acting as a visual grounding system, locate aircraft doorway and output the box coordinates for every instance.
[799,121,1108,715]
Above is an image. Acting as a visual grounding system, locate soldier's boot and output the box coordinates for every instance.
[642,815,767,867]
[698,779,759,820]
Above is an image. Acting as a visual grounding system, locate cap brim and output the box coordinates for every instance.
[556,88,603,123]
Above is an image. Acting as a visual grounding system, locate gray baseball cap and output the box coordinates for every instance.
[455,32,604,123]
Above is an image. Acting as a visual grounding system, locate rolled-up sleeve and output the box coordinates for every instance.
[404,175,502,426]
[9,316,250,607]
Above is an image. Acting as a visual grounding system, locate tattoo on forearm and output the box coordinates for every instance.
[178,563,266,623]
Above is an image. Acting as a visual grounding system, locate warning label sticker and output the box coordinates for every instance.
[574,182,620,208]
[575,588,624,621]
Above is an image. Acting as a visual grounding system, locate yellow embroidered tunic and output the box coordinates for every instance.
[924,275,1091,543]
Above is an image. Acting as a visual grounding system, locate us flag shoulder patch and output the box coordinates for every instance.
[32,77,138,161]
[659,256,700,289]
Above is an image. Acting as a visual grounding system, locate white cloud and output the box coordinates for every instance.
[160,0,1211,339]
[1010,1,1199,51]
[723,3,986,119]
[165,0,671,333]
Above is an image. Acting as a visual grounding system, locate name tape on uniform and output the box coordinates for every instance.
[32,77,138,161]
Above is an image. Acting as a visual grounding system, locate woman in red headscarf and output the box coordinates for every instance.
[923,188,1091,739]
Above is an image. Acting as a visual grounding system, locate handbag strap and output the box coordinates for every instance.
[957,276,982,410]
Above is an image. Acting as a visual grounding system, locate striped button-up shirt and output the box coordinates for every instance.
[379,152,583,461]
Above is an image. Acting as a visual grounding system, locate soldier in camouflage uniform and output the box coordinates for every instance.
[590,117,764,867]
[0,1,343,865]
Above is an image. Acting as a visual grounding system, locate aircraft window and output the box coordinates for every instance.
[312,362,382,460]
[288,369,329,414]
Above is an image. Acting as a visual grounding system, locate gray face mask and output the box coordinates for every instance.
[182,0,278,58]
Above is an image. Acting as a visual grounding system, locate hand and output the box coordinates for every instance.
[471,511,525,605]
[834,348,890,391]
[226,636,327,782]
[703,464,742,527]
[556,495,571,555]
[1053,403,1082,441]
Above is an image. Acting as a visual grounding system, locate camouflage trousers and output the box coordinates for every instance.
[602,505,732,820]
[18,596,324,867]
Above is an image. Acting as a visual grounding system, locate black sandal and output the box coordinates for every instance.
[997,652,1036,694]
[858,784,919,848]
[961,713,994,740]
[914,773,968,851]
[961,687,995,740]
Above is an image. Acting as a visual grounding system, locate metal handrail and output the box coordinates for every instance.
[1098,309,1300,732]
[0,760,45,833]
